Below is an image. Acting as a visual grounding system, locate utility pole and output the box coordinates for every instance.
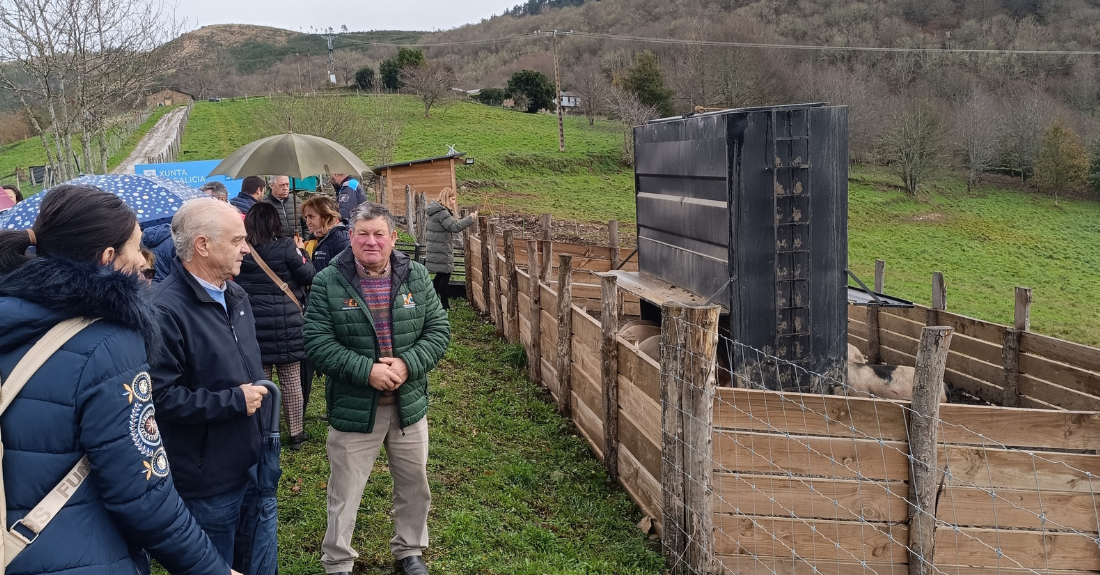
[321,35,337,84]
[538,30,572,152]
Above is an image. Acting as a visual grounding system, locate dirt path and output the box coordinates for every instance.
[112,106,190,174]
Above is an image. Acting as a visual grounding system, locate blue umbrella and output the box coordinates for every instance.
[233,380,282,575]
[0,174,209,230]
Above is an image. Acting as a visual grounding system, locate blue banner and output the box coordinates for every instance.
[134,160,243,196]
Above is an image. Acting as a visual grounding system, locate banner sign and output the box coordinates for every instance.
[134,160,242,196]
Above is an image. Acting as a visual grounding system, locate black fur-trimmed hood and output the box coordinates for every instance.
[0,257,160,352]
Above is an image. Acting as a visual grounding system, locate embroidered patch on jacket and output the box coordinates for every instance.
[342,298,360,310]
[402,293,416,308]
[125,371,168,480]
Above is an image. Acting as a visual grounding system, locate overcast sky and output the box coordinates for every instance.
[177,0,513,32]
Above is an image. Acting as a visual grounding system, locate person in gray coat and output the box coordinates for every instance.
[423,187,476,309]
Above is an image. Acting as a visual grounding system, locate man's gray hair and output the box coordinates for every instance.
[200,180,229,202]
[172,198,240,262]
[350,201,395,234]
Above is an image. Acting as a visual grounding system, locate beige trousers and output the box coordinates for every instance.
[321,404,430,573]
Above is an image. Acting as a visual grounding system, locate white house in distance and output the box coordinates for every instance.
[554,92,580,110]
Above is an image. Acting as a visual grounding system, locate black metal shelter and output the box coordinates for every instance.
[633,103,849,391]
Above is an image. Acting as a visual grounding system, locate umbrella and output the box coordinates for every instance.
[0,174,208,231]
[233,379,282,575]
[206,133,372,180]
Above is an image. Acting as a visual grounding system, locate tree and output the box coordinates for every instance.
[355,67,375,91]
[380,47,425,91]
[400,60,457,118]
[1034,117,1089,206]
[1088,139,1100,195]
[620,50,674,118]
[506,69,555,113]
[953,89,1003,191]
[607,86,659,165]
[1000,89,1054,183]
[567,58,610,125]
[877,100,944,196]
[472,88,505,106]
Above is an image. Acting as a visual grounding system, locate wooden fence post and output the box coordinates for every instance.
[927,272,946,326]
[461,208,473,305]
[503,230,519,344]
[875,259,885,293]
[600,274,620,481]
[1002,287,1033,408]
[540,213,553,282]
[377,177,387,208]
[526,239,542,384]
[477,217,491,315]
[489,223,504,337]
[907,325,954,575]
[405,185,415,238]
[684,305,719,575]
[416,191,428,243]
[660,304,687,572]
[556,254,573,417]
[866,303,882,364]
[609,220,620,270]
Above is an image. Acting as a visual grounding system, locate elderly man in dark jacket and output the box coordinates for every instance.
[305,202,449,575]
[151,198,269,566]
[263,175,304,238]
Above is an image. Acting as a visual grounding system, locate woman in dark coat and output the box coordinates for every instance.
[0,185,233,575]
[423,187,476,309]
[235,203,315,449]
[302,194,350,273]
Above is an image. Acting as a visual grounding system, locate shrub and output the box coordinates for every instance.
[1034,117,1089,205]
[505,70,555,113]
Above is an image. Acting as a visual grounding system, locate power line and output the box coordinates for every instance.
[336,29,1100,56]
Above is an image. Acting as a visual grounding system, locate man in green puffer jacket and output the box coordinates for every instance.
[304,202,450,575]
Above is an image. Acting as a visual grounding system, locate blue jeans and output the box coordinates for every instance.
[182,481,249,566]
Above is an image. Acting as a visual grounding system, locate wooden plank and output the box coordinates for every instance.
[935,526,1100,570]
[540,283,557,313]
[605,270,714,308]
[713,472,908,523]
[1018,375,1100,411]
[715,556,1100,575]
[716,556,907,575]
[942,442,1100,493]
[937,485,1100,532]
[714,515,908,564]
[849,318,868,340]
[571,306,601,346]
[849,333,869,353]
[619,407,661,479]
[541,359,558,397]
[944,366,1005,405]
[952,332,1005,367]
[618,342,660,404]
[880,311,926,341]
[1019,353,1100,399]
[617,446,662,534]
[1020,332,1100,374]
[714,429,910,482]
[934,310,1008,346]
[714,387,1100,450]
[880,330,919,358]
[572,391,605,456]
[1021,394,1062,411]
[880,345,916,367]
[619,376,660,448]
[540,310,557,357]
[571,340,603,412]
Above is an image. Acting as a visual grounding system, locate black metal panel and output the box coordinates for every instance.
[634,103,849,393]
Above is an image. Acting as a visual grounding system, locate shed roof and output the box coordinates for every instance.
[372,151,467,171]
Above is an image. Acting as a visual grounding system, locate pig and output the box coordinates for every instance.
[847,343,867,364]
[839,363,947,403]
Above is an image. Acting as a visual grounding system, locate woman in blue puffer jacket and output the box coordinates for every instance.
[0,185,234,575]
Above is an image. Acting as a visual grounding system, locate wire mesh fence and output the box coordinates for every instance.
[660,306,1100,575]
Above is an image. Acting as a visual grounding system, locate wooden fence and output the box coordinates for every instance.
[465,230,1100,574]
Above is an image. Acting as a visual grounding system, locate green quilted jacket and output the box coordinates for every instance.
[304,247,450,433]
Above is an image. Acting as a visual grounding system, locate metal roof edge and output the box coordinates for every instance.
[371,152,467,171]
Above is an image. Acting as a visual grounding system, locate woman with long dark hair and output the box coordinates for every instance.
[0,185,234,575]
[235,202,315,449]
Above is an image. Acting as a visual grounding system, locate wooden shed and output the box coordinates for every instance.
[145,87,193,109]
[373,151,466,214]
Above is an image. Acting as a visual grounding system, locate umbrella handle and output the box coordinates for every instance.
[253,379,281,435]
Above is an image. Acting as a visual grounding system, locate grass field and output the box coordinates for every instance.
[266,301,664,574]
[178,96,636,223]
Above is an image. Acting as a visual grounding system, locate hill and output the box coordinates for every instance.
[171,94,1100,346]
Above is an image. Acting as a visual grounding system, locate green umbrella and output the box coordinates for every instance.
[206,133,372,179]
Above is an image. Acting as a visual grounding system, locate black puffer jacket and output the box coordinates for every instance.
[236,237,316,364]
[310,223,350,273]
